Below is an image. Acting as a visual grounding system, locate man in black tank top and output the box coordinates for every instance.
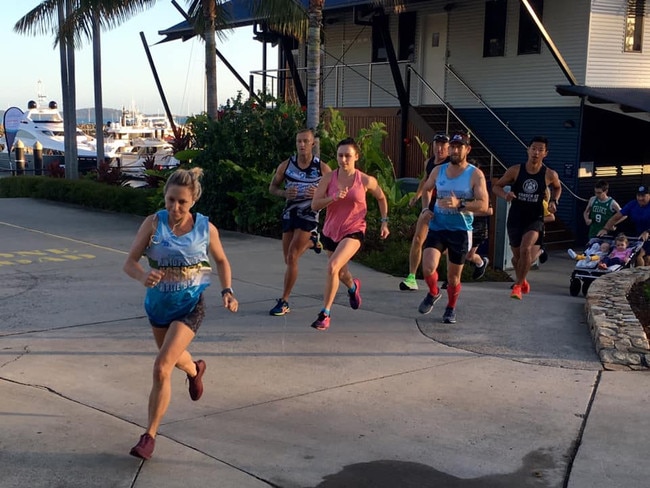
[493,136,562,300]
[268,129,332,316]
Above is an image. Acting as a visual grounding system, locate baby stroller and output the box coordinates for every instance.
[568,236,644,296]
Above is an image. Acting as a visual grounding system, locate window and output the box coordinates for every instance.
[625,0,645,52]
[398,11,417,61]
[483,0,507,57]
[518,0,543,55]
[372,11,417,63]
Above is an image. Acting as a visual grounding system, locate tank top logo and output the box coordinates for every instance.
[522,179,539,193]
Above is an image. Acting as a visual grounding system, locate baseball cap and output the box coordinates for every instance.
[449,133,470,145]
[433,133,449,142]
[637,185,649,195]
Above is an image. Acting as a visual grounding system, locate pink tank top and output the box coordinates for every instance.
[323,169,367,242]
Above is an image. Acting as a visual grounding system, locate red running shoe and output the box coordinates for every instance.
[521,280,530,294]
[188,360,206,401]
[511,284,522,300]
[130,433,155,460]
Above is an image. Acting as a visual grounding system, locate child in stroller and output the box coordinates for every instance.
[597,233,634,269]
[567,240,611,268]
[568,234,643,296]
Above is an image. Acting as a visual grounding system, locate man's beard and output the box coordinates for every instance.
[450,156,461,165]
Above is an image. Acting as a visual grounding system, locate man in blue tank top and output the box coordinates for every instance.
[268,129,332,316]
[417,132,490,324]
[493,136,562,299]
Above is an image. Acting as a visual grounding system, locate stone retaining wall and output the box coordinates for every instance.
[585,267,650,371]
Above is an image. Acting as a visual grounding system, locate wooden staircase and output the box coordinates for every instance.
[411,105,506,179]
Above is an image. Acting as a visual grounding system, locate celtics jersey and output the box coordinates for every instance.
[588,197,616,238]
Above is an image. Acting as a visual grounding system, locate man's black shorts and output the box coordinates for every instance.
[507,220,544,248]
[424,229,471,265]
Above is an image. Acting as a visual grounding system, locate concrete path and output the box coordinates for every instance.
[0,198,648,488]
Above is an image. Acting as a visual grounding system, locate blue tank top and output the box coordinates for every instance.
[430,163,475,231]
[144,210,211,324]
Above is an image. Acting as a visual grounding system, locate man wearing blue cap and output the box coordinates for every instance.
[598,185,650,265]
[417,132,490,324]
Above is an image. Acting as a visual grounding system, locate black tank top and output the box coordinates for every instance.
[507,163,546,224]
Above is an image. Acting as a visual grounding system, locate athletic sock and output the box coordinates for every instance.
[424,271,439,296]
[406,273,416,280]
[447,283,461,308]
[348,282,357,293]
[321,308,330,316]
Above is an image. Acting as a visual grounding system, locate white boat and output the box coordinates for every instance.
[105,105,176,143]
[2,99,122,160]
[114,137,179,174]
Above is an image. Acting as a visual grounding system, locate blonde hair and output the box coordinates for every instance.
[164,167,204,201]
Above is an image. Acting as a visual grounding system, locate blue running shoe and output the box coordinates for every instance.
[269,299,290,316]
[442,306,457,324]
[418,291,442,314]
[348,278,362,309]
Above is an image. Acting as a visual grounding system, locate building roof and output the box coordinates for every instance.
[157,0,378,42]
[556,85,650,114]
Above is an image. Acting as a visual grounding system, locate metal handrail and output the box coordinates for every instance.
[443,64,586,202]
[445,64,528,150]
[407,65,509,178]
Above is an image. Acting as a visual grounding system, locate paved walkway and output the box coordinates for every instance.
[1,198,648,488]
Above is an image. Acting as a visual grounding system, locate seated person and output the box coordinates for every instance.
[597,234,634,269]
[568,240,610,265]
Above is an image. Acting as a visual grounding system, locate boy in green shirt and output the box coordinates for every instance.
[583,180,620,238]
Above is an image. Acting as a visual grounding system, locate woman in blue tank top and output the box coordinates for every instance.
[123,168,239,460]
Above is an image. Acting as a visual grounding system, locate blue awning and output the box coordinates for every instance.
[157,0,377,42]
[556,85,650,113]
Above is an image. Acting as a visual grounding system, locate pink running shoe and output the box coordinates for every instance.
[310,312,330,331]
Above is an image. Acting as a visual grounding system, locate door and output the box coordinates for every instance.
[420,13,448,105]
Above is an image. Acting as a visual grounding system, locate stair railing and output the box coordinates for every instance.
[442,64,585,202]
[407,65,509,179]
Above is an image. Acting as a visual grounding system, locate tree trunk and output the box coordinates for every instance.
[92,11,105,169]
[204,0,218,118]
[59,0,78,179]
[306,0,323,134]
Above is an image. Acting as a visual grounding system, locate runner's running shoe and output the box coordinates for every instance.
[399,274,419,291]
[310,231,323,254]
[418,290,442,314]
[269,299,291,316]
[310,311,330,331]
[511,284,523,300]
[348,278,362,309]
[442,306,457,324]
[472,257,489,280]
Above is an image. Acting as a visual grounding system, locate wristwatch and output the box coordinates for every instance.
[221,287,234,297]
[458,199,466,210]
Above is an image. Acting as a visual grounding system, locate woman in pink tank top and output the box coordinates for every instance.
[309,137,390,331]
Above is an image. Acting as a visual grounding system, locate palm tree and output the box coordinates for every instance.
[14,0,157,176]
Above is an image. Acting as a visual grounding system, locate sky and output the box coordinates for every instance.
[1,1,278,117]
